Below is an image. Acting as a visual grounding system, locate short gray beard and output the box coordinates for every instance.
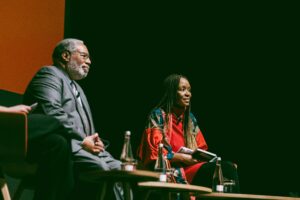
[67,60,88,80]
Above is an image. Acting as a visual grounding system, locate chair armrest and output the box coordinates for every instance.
[0,112,28,164]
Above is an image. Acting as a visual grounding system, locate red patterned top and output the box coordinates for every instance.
[138,108,208,183]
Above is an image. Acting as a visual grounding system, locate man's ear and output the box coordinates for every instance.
[61,51,71,62]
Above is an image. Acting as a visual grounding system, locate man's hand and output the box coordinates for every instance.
[94,135,104,149]
[81,133,105,154]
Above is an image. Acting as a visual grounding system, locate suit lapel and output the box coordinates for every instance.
[52,66,94,135]
[73,81,94,134]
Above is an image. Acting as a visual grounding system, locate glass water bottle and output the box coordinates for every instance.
[120,130,136,171]
[154,143,167,182]
[212,157,224,192]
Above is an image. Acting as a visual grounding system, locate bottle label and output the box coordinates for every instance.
[216,185,224,192]
[122,164,134,171]
[159,174,167,182]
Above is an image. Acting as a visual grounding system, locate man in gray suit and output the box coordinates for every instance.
[23,38,124,200]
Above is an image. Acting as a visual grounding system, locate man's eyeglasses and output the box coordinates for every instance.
[70,50,90,60]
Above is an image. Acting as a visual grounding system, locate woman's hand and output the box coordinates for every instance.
[0,105,31,113]
[171,152,199,166]
[81,133,104,154]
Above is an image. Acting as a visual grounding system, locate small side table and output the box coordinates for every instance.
[80,169,160,200]
[196,193,300,200]
[138,181,212,200]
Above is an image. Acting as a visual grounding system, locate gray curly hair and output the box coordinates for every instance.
[52,38,84,64]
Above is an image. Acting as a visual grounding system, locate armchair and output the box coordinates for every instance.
[0,111,37,200]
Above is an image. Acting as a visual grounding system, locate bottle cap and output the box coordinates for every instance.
[125,131,131,136]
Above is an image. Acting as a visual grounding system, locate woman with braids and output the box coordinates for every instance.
[137,74,239,192]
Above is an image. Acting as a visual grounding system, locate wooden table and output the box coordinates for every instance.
[138,182,300,200]
[80,169,160,200]
[138,181,212,200]
[196,193,300,200]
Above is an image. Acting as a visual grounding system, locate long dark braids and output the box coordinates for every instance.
[156,74,198,150]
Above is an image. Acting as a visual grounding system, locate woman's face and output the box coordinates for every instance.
[176,78,192,108]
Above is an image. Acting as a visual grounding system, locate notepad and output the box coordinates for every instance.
[177,146,217,162]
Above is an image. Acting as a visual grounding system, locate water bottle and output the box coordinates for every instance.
[120,130,136,171]
[212,157,224,192]
[154,143,167,182]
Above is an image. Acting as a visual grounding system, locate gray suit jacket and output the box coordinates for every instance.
[23,65,95,153]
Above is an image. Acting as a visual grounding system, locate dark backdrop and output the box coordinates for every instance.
[66,1,299,196]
